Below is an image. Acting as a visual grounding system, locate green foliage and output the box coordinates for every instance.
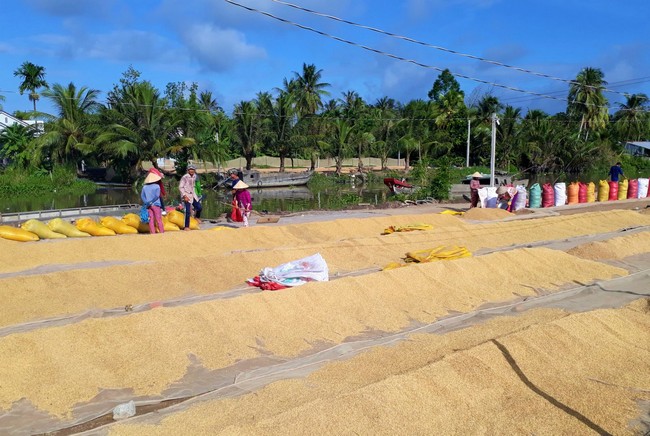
[307,172,338,189]
[428,160,453,201]
[0,166,95,197]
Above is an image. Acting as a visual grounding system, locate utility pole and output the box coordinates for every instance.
[466,118,471,167]
[490,113,497,187]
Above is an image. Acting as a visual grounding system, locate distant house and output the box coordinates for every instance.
[624,141,650,157]
[0,110,44,136]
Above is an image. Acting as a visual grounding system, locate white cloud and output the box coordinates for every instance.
[179,24,267,71]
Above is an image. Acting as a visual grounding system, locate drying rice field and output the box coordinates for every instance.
[1,204,649,435]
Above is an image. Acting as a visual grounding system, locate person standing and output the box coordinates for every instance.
[141,172,164,234]
[148,167,167,216]
[233,180,252,227]
[469,172,482,208]
[608,162,624,182]
[179,164,202,231]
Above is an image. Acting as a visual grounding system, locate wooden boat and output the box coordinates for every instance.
[220,169,313,188]
[384,178,416,194]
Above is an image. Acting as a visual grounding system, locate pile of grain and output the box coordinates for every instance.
[567,231,650,260]
[0,248,626,417]
[3,210,650,328]
[462,207,513,221]
[110,300,650,435]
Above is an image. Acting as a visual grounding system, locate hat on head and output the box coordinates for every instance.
[233,180,249,190]
[496,186,508,195]
[471,171,482,178]
[144,172,161,184]
[187,164,196,171]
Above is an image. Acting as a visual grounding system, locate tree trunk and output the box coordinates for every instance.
[279,155,286,173]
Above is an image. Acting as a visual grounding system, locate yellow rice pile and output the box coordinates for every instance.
[0,248,626,417]
[567,231,650,260]
[110,299,650,435]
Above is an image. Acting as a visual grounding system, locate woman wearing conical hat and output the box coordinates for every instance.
[232,180,252,227]
[141,172,164,234]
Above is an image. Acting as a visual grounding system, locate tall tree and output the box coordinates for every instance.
[291,63,331,170]
[613,93,649,143]
[37,82,101,164]
[13,61,48,112]
[232,100,261,170]
[567,67,609,141]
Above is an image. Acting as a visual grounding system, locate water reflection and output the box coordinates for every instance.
[0,182,391,217]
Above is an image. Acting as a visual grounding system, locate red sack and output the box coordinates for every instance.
[608,181,618,201]
[542,183,555,208]
[627,179,638,199]
[578,182,588,203]
[231,198,243,222]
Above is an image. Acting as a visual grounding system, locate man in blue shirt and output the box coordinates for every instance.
[608,162,624,182]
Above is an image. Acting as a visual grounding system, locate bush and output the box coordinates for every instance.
[0,166,95,197]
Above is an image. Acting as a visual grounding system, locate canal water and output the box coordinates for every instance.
[0,181,393,219]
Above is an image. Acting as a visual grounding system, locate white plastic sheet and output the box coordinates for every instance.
[250,253,329,287]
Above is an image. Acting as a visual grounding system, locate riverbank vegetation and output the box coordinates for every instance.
[0,166,95,197]
[1,62,649,188]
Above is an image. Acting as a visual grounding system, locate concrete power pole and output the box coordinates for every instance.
[490,113,497,187]
[466,118,471,167]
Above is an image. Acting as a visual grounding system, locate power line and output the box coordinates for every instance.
[265,0,637,98]
[223,0,631,111]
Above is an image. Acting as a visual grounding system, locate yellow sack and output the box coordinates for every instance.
[21,219,67,239]
[382,223,433,235]
[189,217,200,230]
[0,225,39,242]
[137,221,150,233]
[383,245,471,270]
[405,245,472,263]
[166,210,186,229]
[76,218,116,236]
[161,216,180,231]
[586,182,596,203]
[47,218,91,237]
[439,210,464,216]
[597,180,609,202]
[122,213,141,229]
[618,179,628,200]
[100,216,138,234]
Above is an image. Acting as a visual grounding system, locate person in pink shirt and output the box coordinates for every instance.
[233,180,252,227]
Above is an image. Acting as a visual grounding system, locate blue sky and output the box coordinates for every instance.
[2,0,649,117]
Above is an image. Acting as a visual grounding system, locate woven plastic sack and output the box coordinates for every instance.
[76,218,116,236]
[627,179,638,199]
[578,182,587,203]
[587,182,596,202]
[247,253,329,288]
[529,183,541,208]
[101,216,138,234]
[122,213,141,229]
[553,183,566,206]
[637,178,649,198]
[617,179,628,200]
[567,182,579,204]
[48,218,91,237]
[608,181,619,201]
[597,180,609,202]
[21,219,67,239]
[513,185,527,211]
[0,225,39,242]
[542,183,554,207]
[484,187,498,208]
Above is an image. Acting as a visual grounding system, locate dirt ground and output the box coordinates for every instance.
[0,198,649,435]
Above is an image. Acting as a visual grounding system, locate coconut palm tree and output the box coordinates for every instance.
[567,67,609,141]
[318,118,355,174]
[291,64,331,170]
[13,61,48,112]
[36,82,101,164]
[613,93,649,142]
[232,100,261,170]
